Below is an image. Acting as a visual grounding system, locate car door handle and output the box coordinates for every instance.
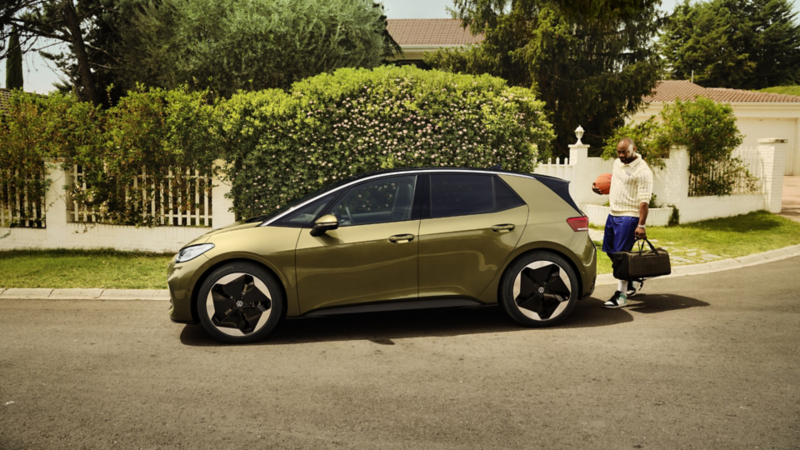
[491,224,515,232]
[388,234,415,243]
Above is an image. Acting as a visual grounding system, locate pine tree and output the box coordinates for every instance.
[425,0,664,158]
[5,25,23,90]
[660,0,800,89]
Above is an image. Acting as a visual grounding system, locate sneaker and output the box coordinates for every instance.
[627,279,644,298]
[603,291,628,309]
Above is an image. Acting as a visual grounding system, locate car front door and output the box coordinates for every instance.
[295,175,419,314]
[418,173,528,299]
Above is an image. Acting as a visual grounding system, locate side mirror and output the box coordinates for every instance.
[310,214,339,237]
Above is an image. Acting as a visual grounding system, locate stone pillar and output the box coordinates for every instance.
[568,143,592,206]
[758,138,788,213]
[44,159,70,248]
[212,159,237,228]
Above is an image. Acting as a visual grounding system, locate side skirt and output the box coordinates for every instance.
[301,298,485,317]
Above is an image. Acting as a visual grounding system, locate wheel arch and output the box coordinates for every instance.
[189,257,289,324]
[494,245,584,304]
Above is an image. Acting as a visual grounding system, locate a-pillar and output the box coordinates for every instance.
[758,138,787,213]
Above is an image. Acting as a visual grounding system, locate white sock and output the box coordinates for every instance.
[617,280,628,294]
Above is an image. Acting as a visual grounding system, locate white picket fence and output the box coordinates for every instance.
[70,165,213,227]
[0,168,46,228]
[730,146,763,194]
[533,156,574,181]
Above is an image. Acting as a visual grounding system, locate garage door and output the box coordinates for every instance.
[736,118,795,175]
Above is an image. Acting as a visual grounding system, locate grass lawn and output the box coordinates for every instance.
[1,211,799,288]
[759,86,800,97]
[593,210,800,274]
[0,249,173,289]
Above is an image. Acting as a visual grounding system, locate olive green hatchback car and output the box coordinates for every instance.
[168,168,597,343]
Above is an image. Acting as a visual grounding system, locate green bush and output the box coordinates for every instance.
[604,96,755,196]
[0,91,98,227]
[74,86,218,225]
[1,66,553,224]
[0,87,218,227]
[219,65,554,218]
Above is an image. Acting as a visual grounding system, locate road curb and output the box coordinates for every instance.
[595,243,800,286]
[2,245,800,300]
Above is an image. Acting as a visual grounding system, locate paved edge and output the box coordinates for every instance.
[1,244,800,300]
[595,243,800,286]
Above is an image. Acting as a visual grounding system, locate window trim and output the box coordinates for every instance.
[261,169,538,227]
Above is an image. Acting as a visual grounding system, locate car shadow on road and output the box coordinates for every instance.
[623,293,709,314]
[179,300,642,346]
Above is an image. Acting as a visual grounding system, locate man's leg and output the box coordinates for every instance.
[603,216,638,309]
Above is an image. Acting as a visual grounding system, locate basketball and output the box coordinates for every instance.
[595,173,612,195]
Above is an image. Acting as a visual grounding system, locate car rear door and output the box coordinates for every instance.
[417,173,528,299]
[295,174,420,314]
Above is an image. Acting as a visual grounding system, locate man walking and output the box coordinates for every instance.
[592,137,653,308]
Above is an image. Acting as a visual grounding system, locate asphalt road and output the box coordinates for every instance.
[1,258,799,450]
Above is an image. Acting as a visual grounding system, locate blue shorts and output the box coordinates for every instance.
[602,215,639,255]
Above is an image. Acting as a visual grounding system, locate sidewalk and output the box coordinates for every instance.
[1,244,799,300]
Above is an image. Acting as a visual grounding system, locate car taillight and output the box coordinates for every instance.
[567,216,589,232]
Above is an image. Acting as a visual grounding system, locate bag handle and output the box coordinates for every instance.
[636,237,659,255]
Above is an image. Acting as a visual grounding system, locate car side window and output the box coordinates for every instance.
[329,175,417,227]
[272,191,339,228]
[494,176,525,211]
[430,174,494,218]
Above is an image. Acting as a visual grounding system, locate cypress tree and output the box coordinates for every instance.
[6,25,24,90]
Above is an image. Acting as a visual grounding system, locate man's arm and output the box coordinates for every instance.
[635,202,648,240]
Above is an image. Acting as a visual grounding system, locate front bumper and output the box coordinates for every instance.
[167,253,209,324]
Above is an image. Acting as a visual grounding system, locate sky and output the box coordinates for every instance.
[0,0,779,94]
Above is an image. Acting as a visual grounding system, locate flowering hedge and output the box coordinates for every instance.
[219,65,553,218]
[1,66,553,224]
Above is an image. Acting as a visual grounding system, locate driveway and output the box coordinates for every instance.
[1,257,799,449]
[782,175,800,223]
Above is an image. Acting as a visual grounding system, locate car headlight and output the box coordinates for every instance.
[176,243,215,263]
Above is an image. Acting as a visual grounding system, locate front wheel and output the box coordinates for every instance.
[500,251,579,327]
[197,262,284,344]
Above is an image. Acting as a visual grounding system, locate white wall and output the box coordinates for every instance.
[534,140,787,226]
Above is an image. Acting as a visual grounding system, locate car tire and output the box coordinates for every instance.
[500,251,579,327]
[197,261,284,344]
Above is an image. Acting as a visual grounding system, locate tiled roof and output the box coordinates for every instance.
[705,87,800,103]
[387,19,484,46]
[647,80,800,103]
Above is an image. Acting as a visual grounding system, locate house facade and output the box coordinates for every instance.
[632,80,800,176]
[386,19,482,67]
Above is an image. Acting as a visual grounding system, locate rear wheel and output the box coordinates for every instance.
[197,262,284,344]
[500,251,579,327]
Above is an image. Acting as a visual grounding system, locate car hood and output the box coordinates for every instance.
[183,220,262,247]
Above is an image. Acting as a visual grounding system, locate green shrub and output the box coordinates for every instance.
[70,86,219,226]
[0,87,218,227]
[219,65,554,218]
[0,91,100,227]
[604,96,755,196]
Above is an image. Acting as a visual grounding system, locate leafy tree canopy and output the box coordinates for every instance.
[660,0,800,89]
[117,0,393,98]
[424,0,664,158]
